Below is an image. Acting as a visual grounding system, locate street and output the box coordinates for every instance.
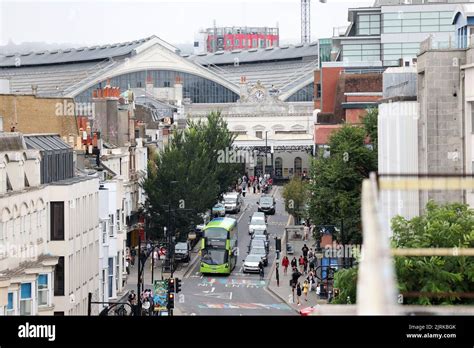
[175,186,295,315]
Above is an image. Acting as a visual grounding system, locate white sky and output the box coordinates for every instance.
[0,0,373,46]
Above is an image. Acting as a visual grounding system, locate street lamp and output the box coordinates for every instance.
[265,131,268,174]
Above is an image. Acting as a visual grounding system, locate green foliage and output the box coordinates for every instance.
[361,107,378,152]
[391,201,474,305]
[308,124,377,244]
[142,111,241,240]
[282,177,309,221]
[332,267,358,304]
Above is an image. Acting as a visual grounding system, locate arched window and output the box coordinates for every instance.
[75,70,239,104]
[275,157,283,178]
[285,83,314,102]
[294,157,302,177]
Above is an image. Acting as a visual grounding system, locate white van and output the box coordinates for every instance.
[223,192,243,214]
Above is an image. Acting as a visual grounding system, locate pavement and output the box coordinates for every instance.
[266,216,329,314]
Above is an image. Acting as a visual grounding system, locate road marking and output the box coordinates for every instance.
[197,303,291,310]
[194,291,233,300]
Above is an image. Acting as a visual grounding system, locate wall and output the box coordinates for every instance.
[417,49,466,208]
[378,100,419,234]
[0,94,78,139]
[47,176,100,315]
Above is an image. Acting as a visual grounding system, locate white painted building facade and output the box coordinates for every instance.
[0,133,100,316]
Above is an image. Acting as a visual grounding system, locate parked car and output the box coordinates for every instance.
[223,192,242,214]
[257,195,276,215]
[174,241,191,262]
[249,247,268,266]
[211,202,226,217]
[248,213,267,235]
[242,254,262,273]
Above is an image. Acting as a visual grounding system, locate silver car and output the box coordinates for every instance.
[242,254,262,273]
[249,247,268,266]
[248,216,267,235]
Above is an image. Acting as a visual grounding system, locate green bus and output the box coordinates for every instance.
[200,217,238,275]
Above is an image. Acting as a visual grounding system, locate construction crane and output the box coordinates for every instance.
[301,0,327,44]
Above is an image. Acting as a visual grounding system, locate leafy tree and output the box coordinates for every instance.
[392,201,474,305]
[282,177,309,223]
[142,111,241,240]
[331,267,358,304]
[308,124,377,244]
[361,107,378,152]
[329,201,474,305]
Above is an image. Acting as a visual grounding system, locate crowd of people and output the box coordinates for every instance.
[235,173,273,197]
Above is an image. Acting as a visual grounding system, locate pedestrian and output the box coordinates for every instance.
[291,268,301,288]
[302,244,309,258]
[130,248,136,266]
[291,256,297,269]
[153,248,159,267]
[275,263,280,287]
[308,248,314,260]
[125,259,130,275]
[128,290,138,315]
[303,280,309,301]
[258,260,265,280]
[282,256,289,275]
[303,224,309,241]
[253,178,257,194]
[298,255,305,273]
[296,282,302,306]
[303,256,308,274]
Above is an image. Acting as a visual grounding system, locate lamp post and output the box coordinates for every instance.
[265,131,268,174]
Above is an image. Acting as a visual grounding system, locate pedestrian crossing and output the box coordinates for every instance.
[197,302,291,310]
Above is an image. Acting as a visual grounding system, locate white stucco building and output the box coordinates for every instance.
[0,133,100,315]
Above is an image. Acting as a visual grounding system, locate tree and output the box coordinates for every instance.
[331,267,358,304]
[142,111,241,240]
[361,107,378,153]
[282,177,309,223]
[308,124,377,244]
[329,201,474,305]
[391,201,474,305]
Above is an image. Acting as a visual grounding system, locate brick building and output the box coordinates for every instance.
[314,62,383,147]
[0,94,79,141]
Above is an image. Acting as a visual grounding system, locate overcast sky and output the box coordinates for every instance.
[0,0,373,47]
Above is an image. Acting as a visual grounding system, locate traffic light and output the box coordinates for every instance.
[168,278,175,292]
[167,292,175,309]
[175,278,181,293]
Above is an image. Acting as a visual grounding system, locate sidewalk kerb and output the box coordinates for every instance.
[265,209,300,314]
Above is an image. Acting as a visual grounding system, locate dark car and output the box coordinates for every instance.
[257,195,275,215]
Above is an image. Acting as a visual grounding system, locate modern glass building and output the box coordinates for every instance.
[334,0,473,67]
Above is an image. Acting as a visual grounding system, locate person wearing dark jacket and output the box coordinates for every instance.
[291,257,297,269]
[291,268,301,288]
[296,282,302,305]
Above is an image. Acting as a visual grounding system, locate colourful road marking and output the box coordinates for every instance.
[197,303,291,310]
